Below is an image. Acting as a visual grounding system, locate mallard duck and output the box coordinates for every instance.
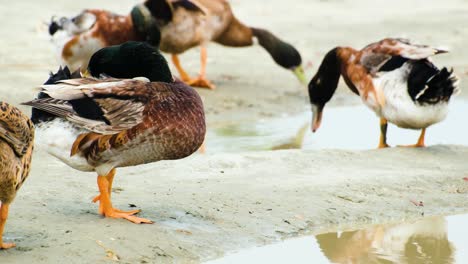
[145,0,305,89]
[23,42,206,224]
[49,3,160,71]
[308,38,459,148]
[49,0,306,89]
[0,102,34,249]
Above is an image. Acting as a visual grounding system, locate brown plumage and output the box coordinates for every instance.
[50,7,157,71]
[0,102,34,249]
[50,0,305,89]
[24,75,205,224]
[152,0,305,88]
[37,77,206,166]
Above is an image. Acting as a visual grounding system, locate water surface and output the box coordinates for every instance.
[206,100,467,152]
[207,214,468,264]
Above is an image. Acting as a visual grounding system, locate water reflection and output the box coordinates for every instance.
[206,100,468,153]
[207,215,467,264]
[271,122,309,150]
[317,217,454,264]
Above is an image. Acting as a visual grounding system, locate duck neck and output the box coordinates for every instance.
[308,48,343,132]
[308,48,343,107]
[146,56,173,83]
[131,4,161,46]
[250,27,302,70]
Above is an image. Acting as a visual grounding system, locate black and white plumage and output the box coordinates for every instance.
[373,58,459,130]
[308,38,460,147]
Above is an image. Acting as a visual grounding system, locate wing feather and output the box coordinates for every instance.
[361,38,448,74]
[26,77,152,134]
[0,102,34,157]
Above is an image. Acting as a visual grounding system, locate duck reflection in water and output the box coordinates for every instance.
[316,217,454,264]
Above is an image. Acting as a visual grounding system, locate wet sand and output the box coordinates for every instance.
[2,146,468,263]
[0,0,468,263]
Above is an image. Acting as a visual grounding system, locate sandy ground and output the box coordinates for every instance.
[1,0,468,263]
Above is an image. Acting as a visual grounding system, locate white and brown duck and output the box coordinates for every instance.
[308,38,459,148]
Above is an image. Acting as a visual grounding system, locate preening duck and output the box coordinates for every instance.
[0,102,34,249]
[49,3,160,71]
[49,0,306,89]
[308,38,459,148]
[23,42,206,224]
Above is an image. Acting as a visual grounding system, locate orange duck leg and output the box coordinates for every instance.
[399,128,426,148]
[171,46,215,89]
[172,54,192,83]
[95,169,152,224]
[378,118,390,149]
[187,45,216,89]
[0,204,15,249]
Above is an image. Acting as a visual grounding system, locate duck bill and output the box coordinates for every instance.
[311,104,323,133]
[292,66,307,86]
[81,69,91,78]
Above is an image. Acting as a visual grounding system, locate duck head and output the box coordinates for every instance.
[308,48,341,132]
[87,41,173,83]
[251,28,306,85]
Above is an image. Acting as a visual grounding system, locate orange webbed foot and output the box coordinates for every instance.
[93,195,141,216]
[179,74,192,83]
[96,171,153,224]
[102,207,152,224]
[378,143,391,149]
[398,128,426,148]
[187,76,216,90]
[0,242,16,249]
[398,143,426,148]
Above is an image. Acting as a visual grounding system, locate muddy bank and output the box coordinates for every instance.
[0,145,467,263]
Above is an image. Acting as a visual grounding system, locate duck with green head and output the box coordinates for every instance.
[24,41,206,224]
[135,0,307,89]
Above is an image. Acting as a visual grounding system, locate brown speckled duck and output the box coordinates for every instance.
[0,102,34,249]
[23,42,205,224]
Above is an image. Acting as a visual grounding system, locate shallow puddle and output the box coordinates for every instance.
[205,100,468,152]
[207,214,468,264]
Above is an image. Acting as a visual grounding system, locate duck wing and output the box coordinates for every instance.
[360,38,448,75]
[0,102,35,157]
[23,77,160,134]
[171,0,209,15]
[144,0,208,24]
